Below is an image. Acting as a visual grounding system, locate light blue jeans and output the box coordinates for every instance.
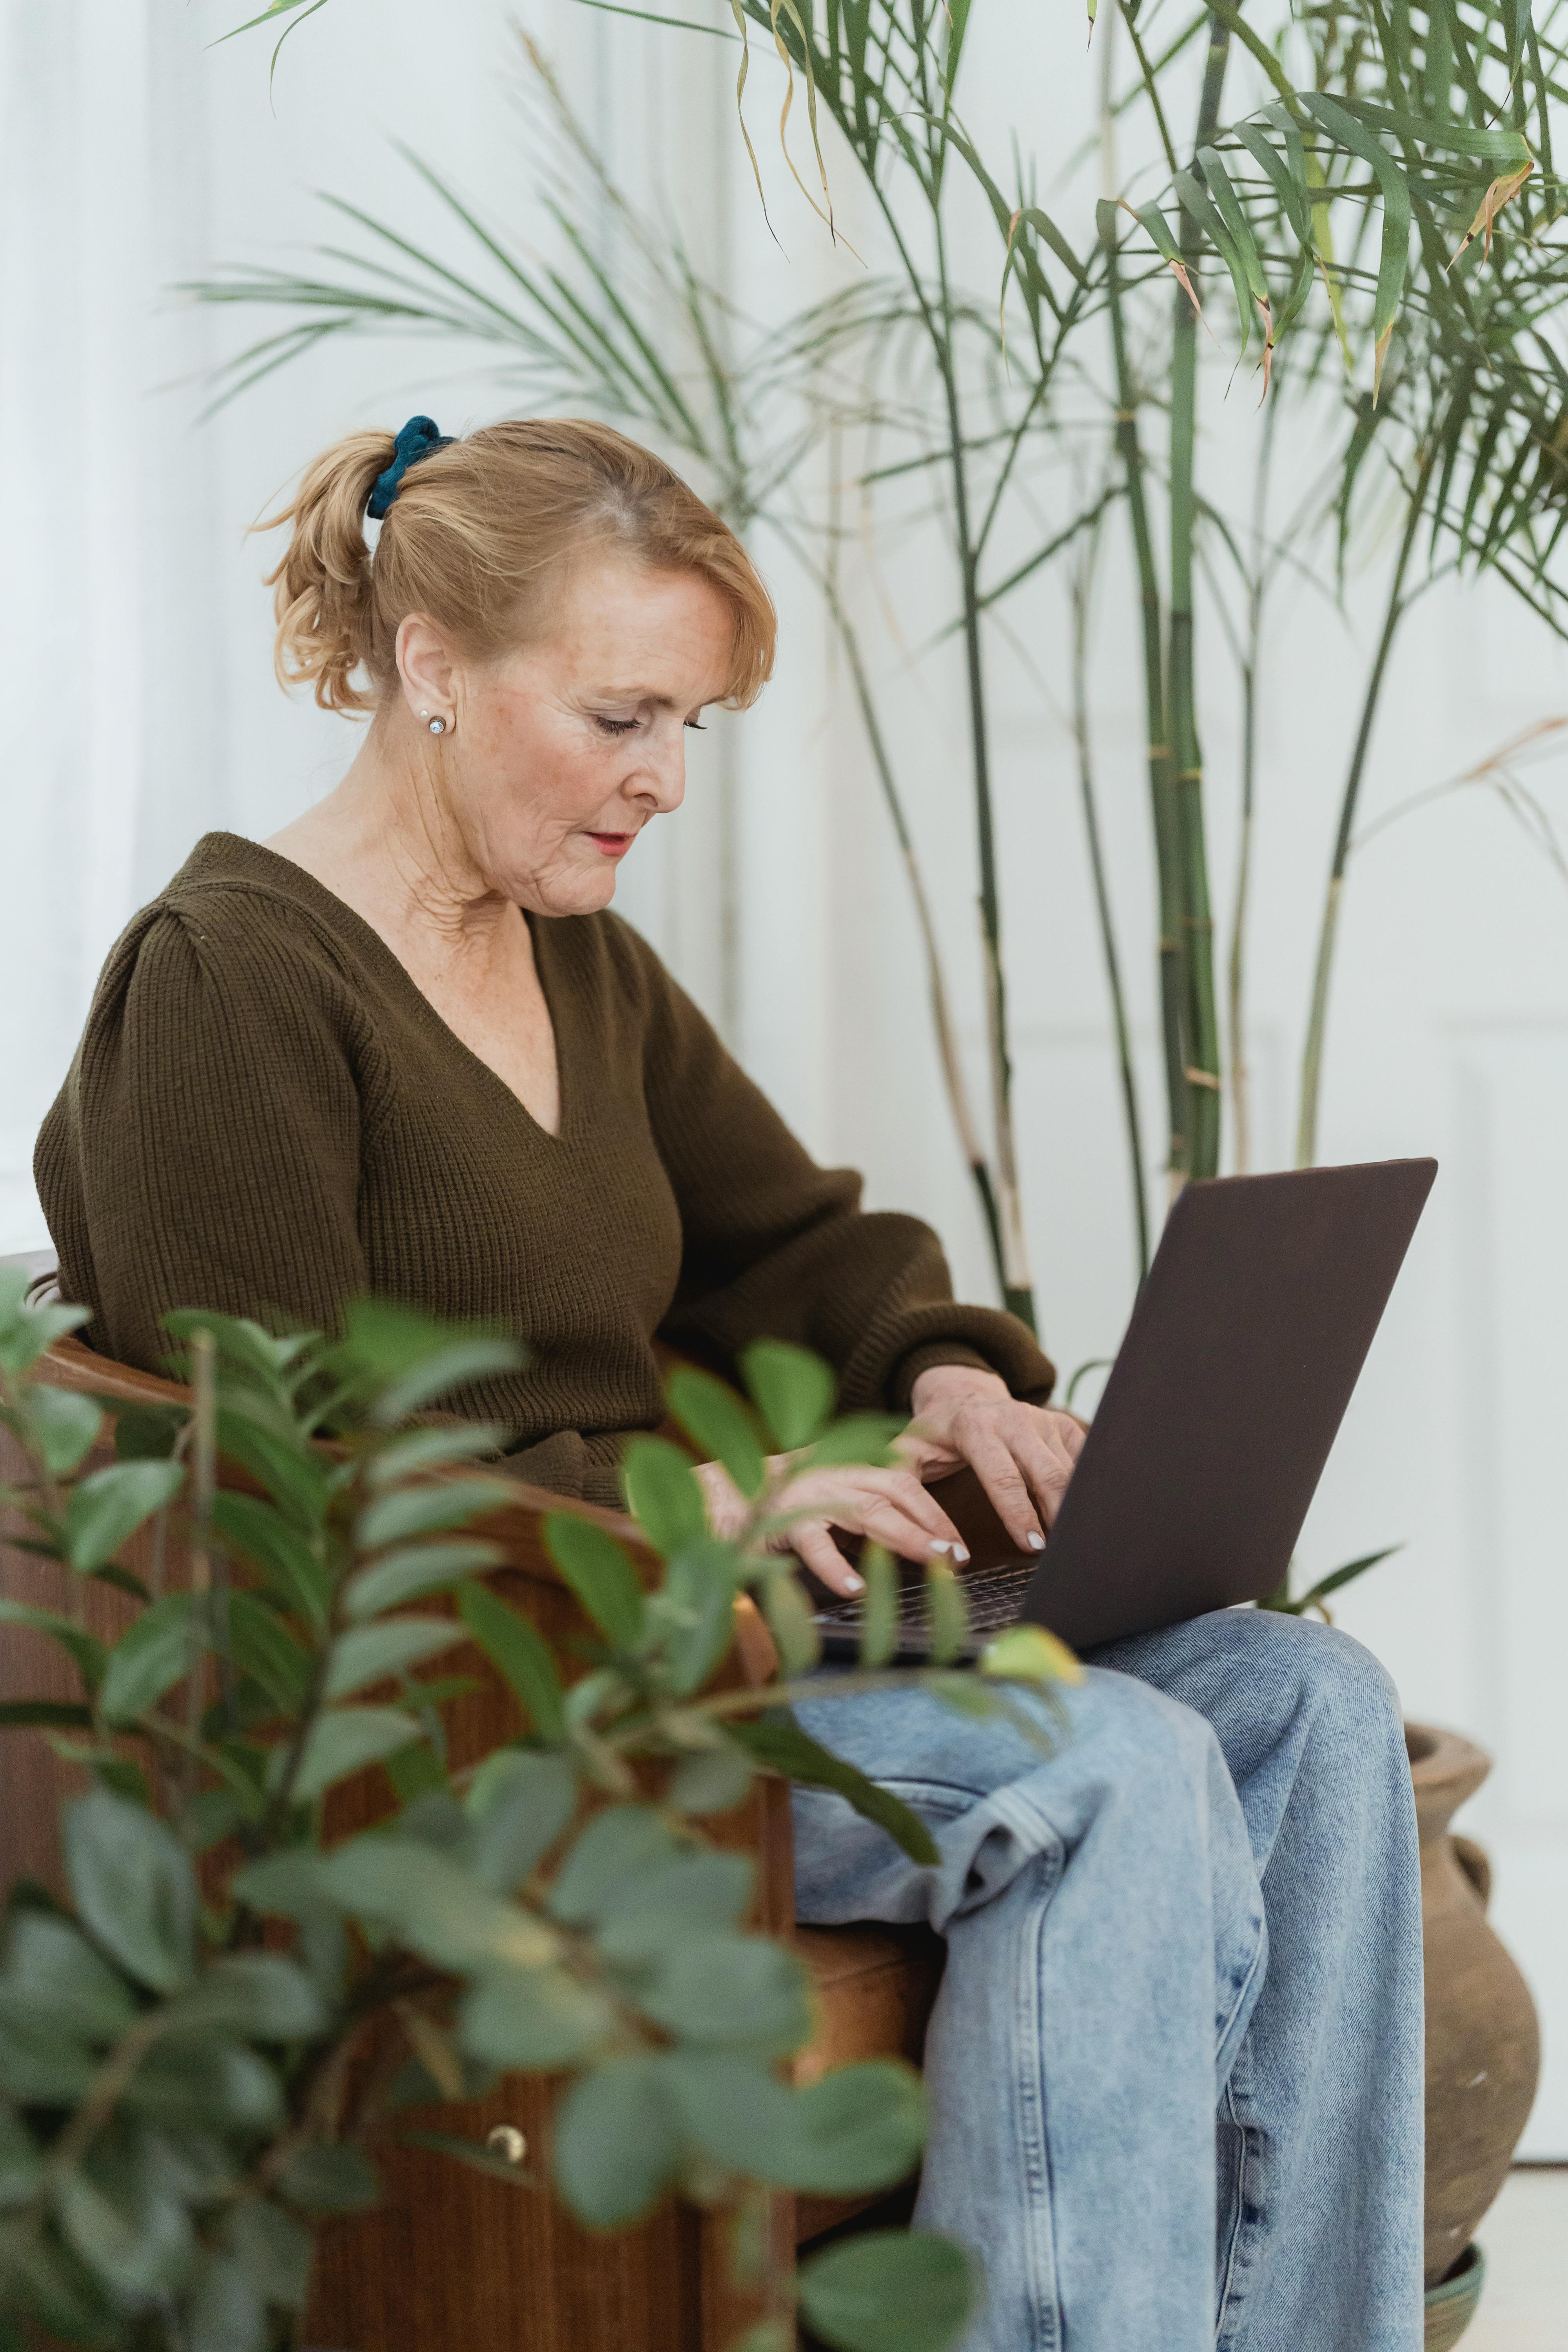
[793,1610,1423,2352]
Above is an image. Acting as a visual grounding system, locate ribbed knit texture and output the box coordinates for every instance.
[35,833,1055,1508]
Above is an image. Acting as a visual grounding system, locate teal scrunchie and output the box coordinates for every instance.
[366,415,454,520]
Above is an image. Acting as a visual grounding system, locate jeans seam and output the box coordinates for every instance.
[1213,2051,1260,2343]
[1014,1871,1063,2352]
[1214,1911,1267,2088]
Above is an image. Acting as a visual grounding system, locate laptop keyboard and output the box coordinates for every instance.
[813,1557,1038,1653]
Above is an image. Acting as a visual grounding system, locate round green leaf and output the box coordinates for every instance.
[552,2058,681,2229]
[182,2251,267,2352]
[543,1515,646,1651]
[798,2230,980,2352]
[58,2169,194,2302]
[1,1913,137,2040]
[99,1594,195,1725]
[278,2142,380,2213]
[978,1623,1083,1687]
[665,2052,926,2194]
[739,1340,836,1451]
[323,1617,465,1700]
[620,1434,709,1553]
[164,1954,328,2042]
[458,1964,615,2069]
[20,1387,103,1477]
[547,1806,684,1927]
[637,1932,813,2056]
[64,1790,196,1994]
[273,1708,425,1803]
[456,1581,566,1742]
[465,1750,578,1892]
[666,1367,767,1497]
[65,1460,183,1573]
[667,1741,755,1815]
[343,1540,504,1622]
[355,1478,512,1554]
[221,2198,314,2313]
[658,1539,741,1697]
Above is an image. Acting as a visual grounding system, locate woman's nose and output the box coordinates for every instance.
[636,728,687,814]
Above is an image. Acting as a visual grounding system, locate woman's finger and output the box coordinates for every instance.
[857,1497,962,1563]
[862,1468,967,1555]
[1009,1426,1078,1532]
[955,1423,1049,1552]
[785,1467,967,1559]
[789,1519,866,1597]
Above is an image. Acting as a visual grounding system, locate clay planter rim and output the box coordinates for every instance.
[1405,1722,1490,1842]
[1423,2241,1486,2352]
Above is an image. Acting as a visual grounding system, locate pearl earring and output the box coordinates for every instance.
[419,710,448,737]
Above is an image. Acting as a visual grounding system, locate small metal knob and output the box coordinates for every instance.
[486,2125,528,2165]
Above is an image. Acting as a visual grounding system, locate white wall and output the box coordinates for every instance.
[5,0,1564,2149]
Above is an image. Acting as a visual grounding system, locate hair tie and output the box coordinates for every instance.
[366,415,454,521]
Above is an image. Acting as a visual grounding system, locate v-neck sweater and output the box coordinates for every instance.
[35,833,1055,1508]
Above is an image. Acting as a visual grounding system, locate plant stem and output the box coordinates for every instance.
[1229,385,1278,1175]
[816,561,1010,1292]
[933,201,1036,1331]
[1071,529,1152,1281]
[1106,234,1187,1193]
[1166,8,1234,1186]
[1297,435,1440,1164]
[182,1329,218,1804]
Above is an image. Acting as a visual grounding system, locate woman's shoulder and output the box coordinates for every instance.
[92,833,384,1036]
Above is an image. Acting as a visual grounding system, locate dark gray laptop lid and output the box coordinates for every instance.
[1020,1158,1437,1652]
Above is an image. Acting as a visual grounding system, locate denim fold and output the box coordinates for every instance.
[793,1610,1423,2352]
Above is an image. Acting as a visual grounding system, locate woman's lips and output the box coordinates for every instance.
[587,832,635,858]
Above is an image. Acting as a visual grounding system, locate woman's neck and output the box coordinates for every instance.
[265,730,524,981]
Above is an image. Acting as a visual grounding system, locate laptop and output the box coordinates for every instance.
[812,1158,1438,1662]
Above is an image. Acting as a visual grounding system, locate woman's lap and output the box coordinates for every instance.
[790,1608,1424,2352]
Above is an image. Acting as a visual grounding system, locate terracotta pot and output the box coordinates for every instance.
[1407,1723,1540,2289]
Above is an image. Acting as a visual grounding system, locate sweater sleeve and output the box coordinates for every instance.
[35,901,376,1375]
[624,927,1056,1413]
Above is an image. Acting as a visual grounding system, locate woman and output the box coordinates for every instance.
[36,416,1422,2352]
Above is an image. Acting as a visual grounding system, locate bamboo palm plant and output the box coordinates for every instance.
[217,0,1568,1322]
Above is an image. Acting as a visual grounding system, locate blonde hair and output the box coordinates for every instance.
[259,417,776,717]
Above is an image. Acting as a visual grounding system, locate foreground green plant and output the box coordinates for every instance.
[0,1266,1076,2352]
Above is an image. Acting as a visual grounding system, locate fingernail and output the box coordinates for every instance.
[1027,1533,1045,1552]
[953,1544,970,1563]
[929,1540,953,1557]
[843,1571,865,1593]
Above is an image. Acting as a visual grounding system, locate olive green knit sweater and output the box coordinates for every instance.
[35,833,1054,1508]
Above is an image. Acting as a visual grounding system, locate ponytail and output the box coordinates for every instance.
[257,416,775,720]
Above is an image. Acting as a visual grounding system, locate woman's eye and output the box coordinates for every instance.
[593,715,639,737]
[685,719,707,732]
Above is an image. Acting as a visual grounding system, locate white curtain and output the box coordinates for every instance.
[6,0,1567,2150]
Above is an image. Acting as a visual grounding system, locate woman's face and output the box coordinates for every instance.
[395,555,738,916]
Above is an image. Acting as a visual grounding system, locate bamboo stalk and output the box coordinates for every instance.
[816,554,1011,1294]
[926,122,1036,1330]
[1072,531,1152,1279]
[1297,434,1440,1164]
[1228,387,1277,1175]
[1165,8,1234,1187]
[1106,234,1187,1190]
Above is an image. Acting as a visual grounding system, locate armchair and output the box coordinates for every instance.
[0,1262,944,2352]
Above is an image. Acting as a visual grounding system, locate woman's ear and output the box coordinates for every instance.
[394,613,461,730]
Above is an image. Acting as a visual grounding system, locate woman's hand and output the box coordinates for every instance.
[693,1455,969,1599]
[903,1363,1085,1556]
